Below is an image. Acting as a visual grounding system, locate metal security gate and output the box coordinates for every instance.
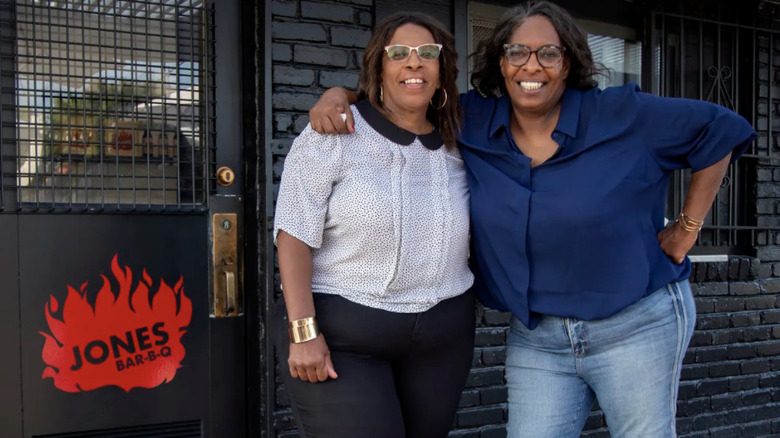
[0,1,252,437]
[651,7,777,254]
[9,0,213,212]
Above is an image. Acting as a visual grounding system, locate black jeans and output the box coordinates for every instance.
[275,290,476,438]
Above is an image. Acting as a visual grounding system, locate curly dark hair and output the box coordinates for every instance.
[357,13,460,148]
[470,1,603,97]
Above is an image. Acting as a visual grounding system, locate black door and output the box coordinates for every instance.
[0,0,248,436]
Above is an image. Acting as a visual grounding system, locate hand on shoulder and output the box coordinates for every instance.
[310,87,356,135]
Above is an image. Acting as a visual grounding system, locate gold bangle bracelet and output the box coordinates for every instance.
[677,211,703,233]
[288,317,319,344]
[679,211,704,226]
[677,220,702,233]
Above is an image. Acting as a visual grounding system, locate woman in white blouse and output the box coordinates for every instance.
[273,12,475,438]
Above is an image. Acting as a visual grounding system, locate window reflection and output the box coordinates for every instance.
[588,33,642,89]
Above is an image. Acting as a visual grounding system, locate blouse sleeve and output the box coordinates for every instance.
[634,87,757,172]
[273,125,343,248]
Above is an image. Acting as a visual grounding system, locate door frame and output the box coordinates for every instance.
[240,0,270,436]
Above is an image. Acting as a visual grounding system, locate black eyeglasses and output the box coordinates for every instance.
[503,44,566,68]
[384,44,443,62]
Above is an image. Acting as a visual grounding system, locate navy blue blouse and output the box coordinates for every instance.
[458,83,757,328]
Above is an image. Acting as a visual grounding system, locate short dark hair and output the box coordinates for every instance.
[470,1,602,97]
[357,13,460,148]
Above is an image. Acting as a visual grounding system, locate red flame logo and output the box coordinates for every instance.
[40,254,192,392]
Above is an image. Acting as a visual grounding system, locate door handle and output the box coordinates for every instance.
[211,213,242,317]
[224,271,236,314]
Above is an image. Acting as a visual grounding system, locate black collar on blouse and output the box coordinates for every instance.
[355,99,443,151]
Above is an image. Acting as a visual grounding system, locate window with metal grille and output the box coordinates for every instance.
[2,0,215,213]
[652,13,760,254]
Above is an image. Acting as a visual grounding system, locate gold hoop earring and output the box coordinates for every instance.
[380,86,383,103]
[430,89,447,110]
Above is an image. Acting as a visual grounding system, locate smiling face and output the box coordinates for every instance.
[380,23,441,120]
[500,15,569,117]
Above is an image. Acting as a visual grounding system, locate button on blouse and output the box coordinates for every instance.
[274,100,474,313]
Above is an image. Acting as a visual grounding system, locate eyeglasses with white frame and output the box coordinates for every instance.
[384,44,443,62]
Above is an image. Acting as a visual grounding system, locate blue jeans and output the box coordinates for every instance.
[505,280,696,438]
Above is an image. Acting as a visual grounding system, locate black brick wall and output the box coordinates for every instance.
[664,261,780,437]
[267,1,780,437]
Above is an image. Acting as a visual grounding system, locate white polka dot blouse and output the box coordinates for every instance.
[274,100,474,313]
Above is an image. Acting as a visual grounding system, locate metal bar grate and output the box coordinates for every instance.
[4,0,213,213]
[33,419,202,437]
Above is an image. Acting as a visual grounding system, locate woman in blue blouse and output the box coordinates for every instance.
[308,1,757,436]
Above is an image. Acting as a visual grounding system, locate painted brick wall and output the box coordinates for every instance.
[675,261,780,437]
[270,0,370,200]
[268,1,780,437]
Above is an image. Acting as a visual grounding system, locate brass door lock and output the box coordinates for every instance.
[216,166,235,186]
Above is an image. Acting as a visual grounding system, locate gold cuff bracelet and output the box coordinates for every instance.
[288,317,319,344]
